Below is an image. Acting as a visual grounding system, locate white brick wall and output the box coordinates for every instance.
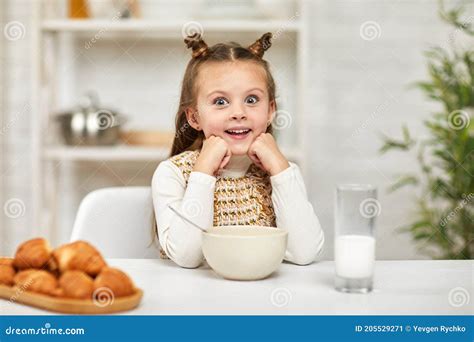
[1,0,465,259]
[0,0,4,253]
[306,0,458,260]
[2,0,34,255]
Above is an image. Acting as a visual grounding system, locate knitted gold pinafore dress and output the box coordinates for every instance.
[159,150,277,259]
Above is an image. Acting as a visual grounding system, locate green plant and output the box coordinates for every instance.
[380,1,473,259]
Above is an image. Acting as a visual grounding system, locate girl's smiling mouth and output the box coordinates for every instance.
[224,127,252,140]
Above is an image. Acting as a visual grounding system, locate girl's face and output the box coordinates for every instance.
[187,61,275,156]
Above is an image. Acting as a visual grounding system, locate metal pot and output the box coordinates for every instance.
[55,92,125,146]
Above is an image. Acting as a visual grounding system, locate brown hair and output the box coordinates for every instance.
[169,32,277,158]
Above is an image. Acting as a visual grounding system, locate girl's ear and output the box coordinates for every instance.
[267,100,276,125]
[185,107,201,131]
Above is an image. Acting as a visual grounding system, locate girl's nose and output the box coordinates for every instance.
[230,105,247,120]
[231,112,247,120]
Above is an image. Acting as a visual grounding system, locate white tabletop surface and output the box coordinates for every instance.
[1,259,472,315]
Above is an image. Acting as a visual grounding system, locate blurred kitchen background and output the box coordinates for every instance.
[1,0,472,260]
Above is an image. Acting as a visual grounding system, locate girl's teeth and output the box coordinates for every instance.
[227,129,250,134]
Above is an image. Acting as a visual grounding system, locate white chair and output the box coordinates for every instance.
[70,186,161,258]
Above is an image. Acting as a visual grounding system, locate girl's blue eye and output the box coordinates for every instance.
[245,95,259,104]
[214,97,229,106]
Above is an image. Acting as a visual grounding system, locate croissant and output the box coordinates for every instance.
[0,257,13,266]
[13,238,52,270]
[59,271,94,299]
[52,241,107,276]
[51,287,65,297]
[0,258,15,286]
[94,267,134,298]
[13,270,58,296]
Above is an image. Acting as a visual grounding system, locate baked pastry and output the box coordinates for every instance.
[0,258,15,286]
[0,257,13,266]
[13,270,58,296]
[94,267,134,298]
[3,239,137,304]
[13,238,52,270]
[52,241,107,276]
[51,287,65,297]
[59,271,94,299]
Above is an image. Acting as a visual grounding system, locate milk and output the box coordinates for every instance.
[335,235,375,279]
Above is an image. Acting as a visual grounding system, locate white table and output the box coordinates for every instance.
[1,259,472,315]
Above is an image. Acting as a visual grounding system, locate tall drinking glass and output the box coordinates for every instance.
[334,184,378,293]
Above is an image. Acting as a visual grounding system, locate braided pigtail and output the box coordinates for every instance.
[248,32,272,58]
[184,33,209,58]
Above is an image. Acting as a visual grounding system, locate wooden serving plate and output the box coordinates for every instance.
[0,284,143,314]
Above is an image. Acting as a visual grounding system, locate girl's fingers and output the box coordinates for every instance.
[218,148,232,170]
[218,155,230,170]
[248,151,264,170]
[247,145,257,161]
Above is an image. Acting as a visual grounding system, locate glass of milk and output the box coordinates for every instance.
[334,184,379,293]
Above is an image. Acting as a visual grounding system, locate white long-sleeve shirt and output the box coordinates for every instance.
[151,154,325,268]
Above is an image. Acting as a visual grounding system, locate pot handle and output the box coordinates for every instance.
[79,91,100,110]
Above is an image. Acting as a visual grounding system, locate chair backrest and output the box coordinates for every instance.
[71,186,160,258]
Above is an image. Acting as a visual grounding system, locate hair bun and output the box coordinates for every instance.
[184,33,209,58]
[248,32,272,58]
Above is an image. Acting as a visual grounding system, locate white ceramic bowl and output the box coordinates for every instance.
[202,226,288,281]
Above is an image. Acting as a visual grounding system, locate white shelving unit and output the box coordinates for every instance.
[31,0,310,244]
[44,145,170,161]
[41,19,302,33]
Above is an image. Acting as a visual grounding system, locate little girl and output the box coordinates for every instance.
[152,32,324,268]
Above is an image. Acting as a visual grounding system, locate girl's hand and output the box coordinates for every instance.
[194,135,231,176]
[247,133,290,176]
